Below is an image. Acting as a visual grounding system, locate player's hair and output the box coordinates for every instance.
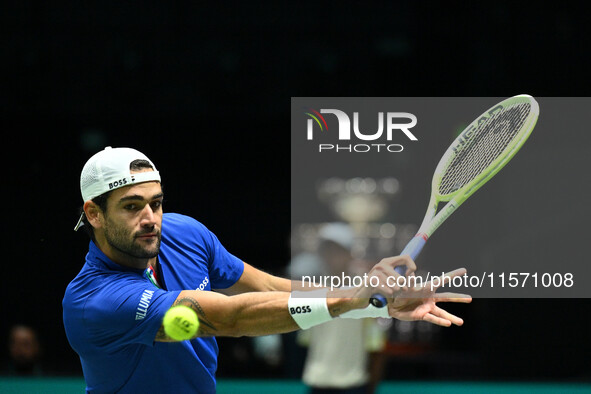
[78,159,156,242]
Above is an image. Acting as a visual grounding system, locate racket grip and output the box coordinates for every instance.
[369,235,428,308]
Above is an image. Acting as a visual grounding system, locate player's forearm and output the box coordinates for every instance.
[172,288,366,338]
[225,289,366,336]
[231,289,366,336]
[223,291,298,336]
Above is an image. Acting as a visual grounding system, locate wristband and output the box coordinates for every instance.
[288,288,332,330]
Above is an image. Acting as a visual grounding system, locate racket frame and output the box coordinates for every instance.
[370,95,539,307]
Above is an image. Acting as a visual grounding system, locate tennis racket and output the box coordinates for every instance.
[371,95,539,308]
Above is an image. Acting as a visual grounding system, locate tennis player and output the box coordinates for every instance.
[62,147,471,394]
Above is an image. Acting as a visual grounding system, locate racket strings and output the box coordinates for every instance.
[439,103,531,195]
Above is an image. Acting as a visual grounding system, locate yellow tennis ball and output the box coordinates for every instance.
[163,305,199,341]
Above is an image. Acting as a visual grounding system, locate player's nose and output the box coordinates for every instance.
[139,204,157,227]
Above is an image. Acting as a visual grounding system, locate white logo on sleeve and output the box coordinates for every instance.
[196,276,209,291]
[135,289,155,320]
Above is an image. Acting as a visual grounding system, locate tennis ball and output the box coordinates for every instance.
[163,305,199,341]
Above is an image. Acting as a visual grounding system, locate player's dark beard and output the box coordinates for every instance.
[104,218,161,259]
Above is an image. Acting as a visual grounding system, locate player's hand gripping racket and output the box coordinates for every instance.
[371,95,539,308]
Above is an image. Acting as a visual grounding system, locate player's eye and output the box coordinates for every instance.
[151,201,162,210]
[124,204,137,210]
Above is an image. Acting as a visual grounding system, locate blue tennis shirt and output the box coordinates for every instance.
[63,213,244,393]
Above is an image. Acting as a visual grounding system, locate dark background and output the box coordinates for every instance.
[2,0,590,383]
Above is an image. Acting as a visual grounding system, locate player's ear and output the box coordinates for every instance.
[84,201,104,229]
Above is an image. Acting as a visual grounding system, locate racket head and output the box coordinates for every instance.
[432,95,539,204]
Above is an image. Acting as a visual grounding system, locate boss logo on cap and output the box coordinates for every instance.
[109,178,128,189]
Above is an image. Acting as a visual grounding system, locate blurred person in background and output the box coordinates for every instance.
[297,223,387,394]
[5,324,43,376]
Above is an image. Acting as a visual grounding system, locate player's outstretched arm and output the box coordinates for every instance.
[154,254,412,341]
[154,287,367,341]
[155,257,471,341]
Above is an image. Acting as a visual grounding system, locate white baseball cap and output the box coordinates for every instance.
[74,146,161,231]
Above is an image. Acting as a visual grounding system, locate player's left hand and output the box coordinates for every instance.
[388,268,472,326]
